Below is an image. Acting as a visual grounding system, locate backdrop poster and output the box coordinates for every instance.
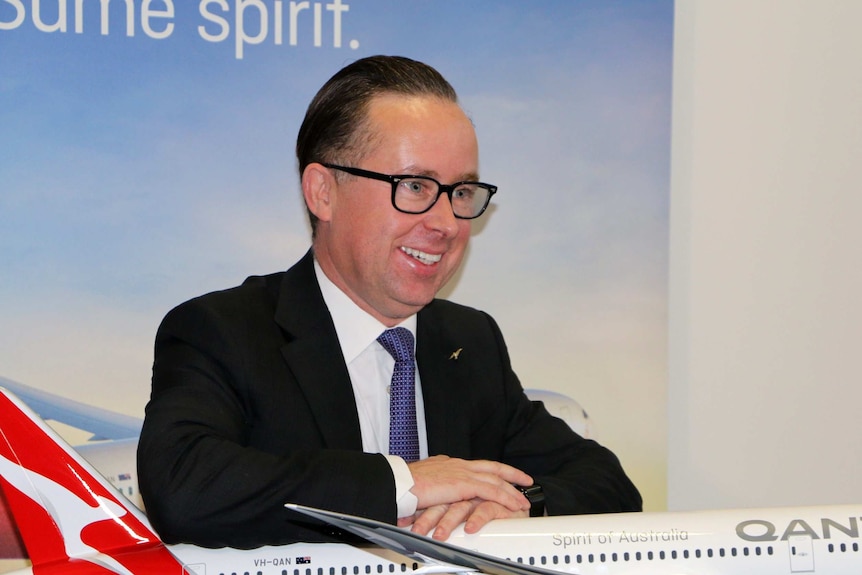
[0,0,673,526]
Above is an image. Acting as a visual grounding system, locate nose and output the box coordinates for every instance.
[422,191,462,237]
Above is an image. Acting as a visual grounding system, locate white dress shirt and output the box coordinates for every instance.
[314,259,426,517]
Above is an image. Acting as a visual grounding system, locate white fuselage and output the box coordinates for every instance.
[446,505,861,574]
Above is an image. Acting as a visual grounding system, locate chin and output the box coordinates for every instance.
[386,293,436,317]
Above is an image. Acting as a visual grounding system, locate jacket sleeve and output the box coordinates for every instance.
[485,311,643,514]
[502,395,644,514]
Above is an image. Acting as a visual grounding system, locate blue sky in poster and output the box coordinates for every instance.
[1,1,672,506]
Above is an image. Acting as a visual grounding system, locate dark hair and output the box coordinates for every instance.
[296,55,459,231]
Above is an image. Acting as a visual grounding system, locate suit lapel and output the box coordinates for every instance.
[417,304,472,458]
[274,251,363,451]
[272,255,473,457]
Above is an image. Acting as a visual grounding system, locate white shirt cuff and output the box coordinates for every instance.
[385,455,418,518]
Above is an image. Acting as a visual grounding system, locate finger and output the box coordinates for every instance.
[463,459,533,487]
[445,459,533,508]
[464,501,529,534]
[411,455,532,487]
[464,474,531,512]
[411,504,448,536]
[431,500,475,541]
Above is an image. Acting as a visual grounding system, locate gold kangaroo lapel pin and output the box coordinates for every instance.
[449,348,463,360]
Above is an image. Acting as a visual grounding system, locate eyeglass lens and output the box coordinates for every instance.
[394,177,491,218]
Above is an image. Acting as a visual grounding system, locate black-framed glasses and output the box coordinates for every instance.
[322,163,497,219]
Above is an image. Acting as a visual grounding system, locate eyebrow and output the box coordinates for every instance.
[400,164,481,182]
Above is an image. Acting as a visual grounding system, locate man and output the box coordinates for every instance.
[137,55,641,550]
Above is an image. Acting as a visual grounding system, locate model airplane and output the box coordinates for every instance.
[1,385,861,574]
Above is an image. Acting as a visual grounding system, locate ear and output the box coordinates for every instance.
[302,163,335,223]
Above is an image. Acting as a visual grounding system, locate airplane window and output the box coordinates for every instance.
[707,549,713,558]
[756,547,762,556]
[528,557,535,565]
[576,555,583,564]
[841,543,847,552]
[611,552,618,562]
[659,551,665,560]
[377,564,384,573]
[623,552,630,561]
[671,550,677,559]
[719,548,725,557]
[564,555,571,564]
[354,567,359,574]
[695,549,701,558]
[635,552,642,561]
[588,554,595,563]
[599,553,606,563]
[768,546,774,555]
[552,555,559,564]
[743,548,750,556]
[731,548,737,557]
[854,542,859,552]
[365,565,371,573]
[683,550,689,559]
[540,556,547,565]
[647,551,653,560]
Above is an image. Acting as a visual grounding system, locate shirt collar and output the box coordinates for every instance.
[314,257,417,363]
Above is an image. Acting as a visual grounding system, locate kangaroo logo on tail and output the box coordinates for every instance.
[0,387,188,574]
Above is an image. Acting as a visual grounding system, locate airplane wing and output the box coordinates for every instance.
[287,504,561,575]
[0,376,142,441]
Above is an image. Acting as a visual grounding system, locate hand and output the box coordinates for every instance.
[403,455,532,536]
[400,499,529,541]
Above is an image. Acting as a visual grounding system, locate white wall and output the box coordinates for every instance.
[669,0,862,510]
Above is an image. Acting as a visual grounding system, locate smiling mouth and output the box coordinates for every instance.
[401,246,442,266]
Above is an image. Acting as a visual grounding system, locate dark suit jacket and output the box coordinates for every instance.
[137,250,641,548]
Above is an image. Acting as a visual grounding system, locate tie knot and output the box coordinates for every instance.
[377,327,415,363]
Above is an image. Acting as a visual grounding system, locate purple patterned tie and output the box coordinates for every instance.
[377,327,419,463]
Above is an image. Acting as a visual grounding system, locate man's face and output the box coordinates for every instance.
[312,94,478,326]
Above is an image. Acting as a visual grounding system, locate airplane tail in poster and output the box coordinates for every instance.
[0,386,188,574]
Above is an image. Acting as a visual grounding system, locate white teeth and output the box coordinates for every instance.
[401,246,442,265]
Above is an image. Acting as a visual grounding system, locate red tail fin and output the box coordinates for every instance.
[0,387,187,573]
[0,487,26,559]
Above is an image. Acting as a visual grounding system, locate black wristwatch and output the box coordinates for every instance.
[517,484,545,517]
